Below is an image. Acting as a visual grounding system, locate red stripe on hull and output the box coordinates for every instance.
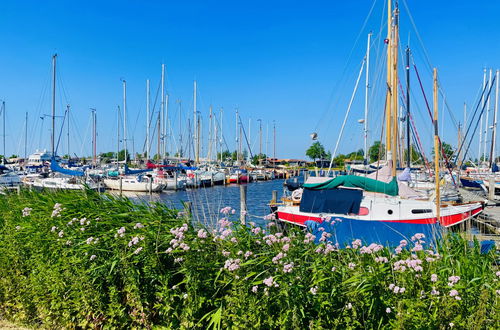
[277,205,483,227]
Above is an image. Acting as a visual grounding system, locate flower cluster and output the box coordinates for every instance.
[303,233,316,244]
[263,213,276,221]
[359,243,383,254]
[447,276,460,286]
[168,223,189,251]
[388,283,406,294]
[220,206,234,215]
[197,229,208,239]
[449,289,461,300]
[263,276,278,287]
[351,239,362,249]
[393,257,423,272]
[133,223,144,229]
[116,227,126,238]
[282,262,294,273]
[223,258,241,271]
[51,203,63,217]
[128,236,144,247]
[22,207,32,217]
[272,252,286,264]
[374,256,388,263]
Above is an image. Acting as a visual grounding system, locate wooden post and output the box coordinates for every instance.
[184,201,192,220]
[272,190,277,203]
[433,68,440,223]
[211,173,214,186]
[149,177,153,195]
[488,176,495,200]
[174,171,178,191]
[240,184,247,224]
[16,185,20,195]
[119,177,123,196]
[195,173,199,188]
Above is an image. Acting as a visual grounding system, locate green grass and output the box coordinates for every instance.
[0,188,498,329]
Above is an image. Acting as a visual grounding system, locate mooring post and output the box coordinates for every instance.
[184,201,192,220]
[149,178,153,195]
[272,190,277,203]
[119,177,123,196]
[240,184,247,225]
[489,176,495,201]
[174,171,178,191]
[211,173,214,186]
[195,173,199,188]
[16,185,20,195]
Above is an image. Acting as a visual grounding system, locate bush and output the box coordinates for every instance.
[0,189,498,328]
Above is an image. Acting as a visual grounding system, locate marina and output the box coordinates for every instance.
[0,0,499,328]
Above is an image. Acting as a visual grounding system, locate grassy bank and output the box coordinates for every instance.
[0,189,498,329]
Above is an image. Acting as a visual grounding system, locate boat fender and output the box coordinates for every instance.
[292,188,303,202]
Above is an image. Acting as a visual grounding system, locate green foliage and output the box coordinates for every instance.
[306,142,328,161]
[217,150,231,161]
[0,190,498,328]
[432,141,454,160]
[251,153,266,165]
[369,141,386,163]
[402,145,422,165]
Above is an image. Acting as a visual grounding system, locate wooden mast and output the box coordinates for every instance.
[391,2,399,176]
[433,68,440,223]
[385,0,392,163]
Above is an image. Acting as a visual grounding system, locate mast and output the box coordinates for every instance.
[161,64,165,161]
[91,108,97,166]
[391,2,399,175]
[259,119,263,162]
[480,69,486,163]
[117,106,120,167]
[273,120,276,166]
[193,80,198,164]
[51,54,57,157]
[208,105,213,161]
[146,79,150,160]
[235,109,239,164]
[2,101,5,160]
[122,80,127,163]
[178,100,182,159]
[165,93,169,159]
[24,112,28,160]
[66,105,70,158]
[406,47,411,167]
[490,70,499,167]
[385,0,392,162]
[220,107,223,163]
[364,32,372,164]
[433,68,440,222]
[484,69,492,162]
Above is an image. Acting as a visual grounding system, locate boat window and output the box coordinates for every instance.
[387,209,393,215]
[411,209,432,214]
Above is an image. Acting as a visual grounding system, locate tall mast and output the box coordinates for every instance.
[391,2,399,175]
[123,80,127,163]
[66,105,70,158]
[2,101,5,160]
[91,108,97,166]
[433,68,440,222]
[160,64,165,160]
[117,106,120,167]
[485,69,492,162]
[235,109,239,163]
[364,32,372,164]
[490,70,499,167]
[208,105,213,161]
[406,47,411,167]
[178,100,182,158]
[24,112,28,160]
[480,69,486,162]
[51,54,57,157]
[266,122,269,158]
[193,80,198,163]
[164,93,169,159]
[273,120,276,165]
[258,118,262,164]
[146,79,150,160]
[385,0,392,161]
[220,107,223,163]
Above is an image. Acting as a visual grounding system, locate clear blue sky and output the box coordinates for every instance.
[0,0,499,160]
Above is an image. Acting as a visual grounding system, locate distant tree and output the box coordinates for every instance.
[231,150,238,161]
[251,153,267,165]
[217,150,231,161]
[369,141,385,163]
[402,145,422,165]
[432,141,454,160]
[117,149,130,162]
[10,154,18,158]
[306,142,327,161]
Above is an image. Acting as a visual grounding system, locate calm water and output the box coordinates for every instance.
[120,179,287,227]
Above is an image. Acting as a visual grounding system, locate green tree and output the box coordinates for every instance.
[432,141,454,160]
[368,141,385,163]
[402,145,422,165]
[217,150,231,161]
[306,142,327,161]
[251,153,267,165]
[117,149,130,162]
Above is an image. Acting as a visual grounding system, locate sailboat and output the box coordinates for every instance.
[27,54,100,191]
[275,1,483,246]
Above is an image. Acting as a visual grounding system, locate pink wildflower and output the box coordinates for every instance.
[282,243,290,252]
[386,307,391,313]
[283,262,294,273]
[197,229,208,238]
[133,223,144,229]
[90,255,97,261]
[448,276,460,286]
[252,285,258,293]
[263,276,275,287]
[309,286,318,295]
[22,207,32,217]
[244,251,253,259]
[224,258,241,271]
[348,262,356,270]
[58,230,64,238]
[346,303,352,310]
[431,274,438,282]
[222,250,230,257]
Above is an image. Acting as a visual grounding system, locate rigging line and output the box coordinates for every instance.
[460,77,496,164]
[313,0,379,133]
[410,64,456,184]
[55,108,68,154]
[455,82,489,161]
[327,56,366,174]
[238,115,253,159]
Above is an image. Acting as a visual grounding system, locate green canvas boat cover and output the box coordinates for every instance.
[303,175,399,196]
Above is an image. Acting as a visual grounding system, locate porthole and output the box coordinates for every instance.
[387,209,393,215]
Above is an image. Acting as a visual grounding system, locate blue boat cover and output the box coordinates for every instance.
[124,164,152,175]
[299,188,362,215]
[50,159,84,176]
